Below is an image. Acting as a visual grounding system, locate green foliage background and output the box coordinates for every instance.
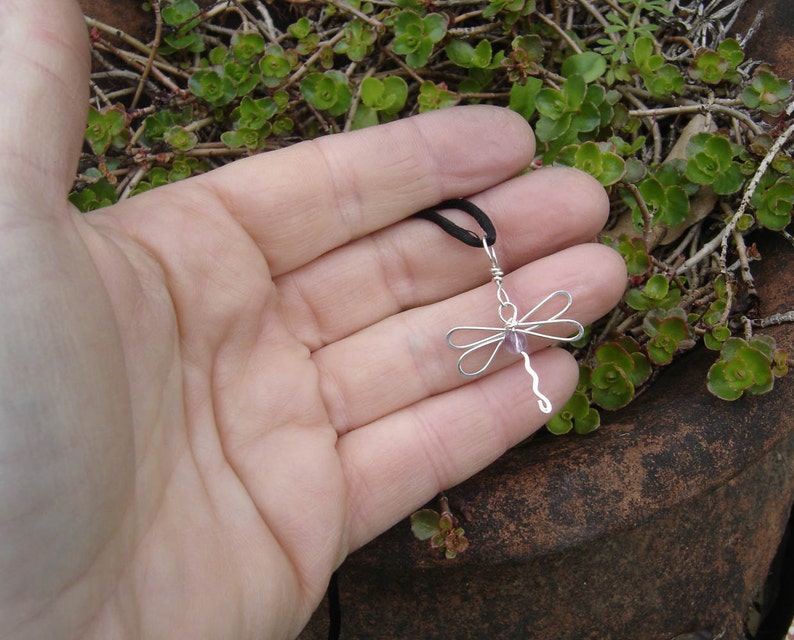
[74,0,794,434]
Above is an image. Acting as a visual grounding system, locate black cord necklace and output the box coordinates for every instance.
[415,197,497,247]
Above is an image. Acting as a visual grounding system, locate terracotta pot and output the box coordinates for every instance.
[297,231,794,640]
[297,6,794,635]
[734,0,794,79]
[78,0,153,42]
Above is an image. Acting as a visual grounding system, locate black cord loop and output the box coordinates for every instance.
[327,570,340,640]
[415,198,497,247]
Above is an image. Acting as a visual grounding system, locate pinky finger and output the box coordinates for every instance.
[338,347,578,552]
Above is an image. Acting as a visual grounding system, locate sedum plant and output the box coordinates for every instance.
[75,2,793,459]
[410,495,470,560]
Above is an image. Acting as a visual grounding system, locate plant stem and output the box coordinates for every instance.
[752,311,794,328]
[130,0,162,111]
[282,30,346,89]
[84,16,152,56]
[534,11,582,54]
[327,0,385,30]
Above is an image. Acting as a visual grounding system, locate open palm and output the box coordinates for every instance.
[0,2,626,639]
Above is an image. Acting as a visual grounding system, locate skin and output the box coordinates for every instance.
[0,1,627,639]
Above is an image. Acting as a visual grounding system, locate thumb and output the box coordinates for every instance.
[0,0,90,205]
[0,4,134,633]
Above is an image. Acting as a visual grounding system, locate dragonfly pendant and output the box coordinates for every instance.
[447,290,585,414]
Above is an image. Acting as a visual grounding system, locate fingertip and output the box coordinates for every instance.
[486,105,537,161]
[408,105,536,188]
[470,165,611,264]
[594,240,629,302]
[562,242,627,323]
[538,166,611,231]
[0,0,91,199]
[570,168,611,229]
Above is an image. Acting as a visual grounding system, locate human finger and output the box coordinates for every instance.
[0,0,89,204]
[313,242,626,433]
[276,167,609,349]
[338,347,579,551]
[197,105,535,275]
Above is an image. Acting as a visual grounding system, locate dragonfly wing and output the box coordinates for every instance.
[519,290,573,322]
[453,334,505,377]
[515,317,585,342]
[516,290,584,342]
[446,325,506,350]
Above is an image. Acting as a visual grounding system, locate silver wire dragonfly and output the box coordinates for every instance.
[446,242,585,414]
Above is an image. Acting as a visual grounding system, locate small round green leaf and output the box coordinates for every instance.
[561,52,606,83]
[410,509,441,540]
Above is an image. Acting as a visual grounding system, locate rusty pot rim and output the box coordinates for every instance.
[351,231,794,569]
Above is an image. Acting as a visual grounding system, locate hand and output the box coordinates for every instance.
[0,2,626,638]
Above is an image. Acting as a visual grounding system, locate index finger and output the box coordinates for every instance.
[200,106,535,275]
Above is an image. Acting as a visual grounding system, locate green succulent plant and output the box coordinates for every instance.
[164,125,198,152]
[221,96,283,150]
[688,39,744,85]
[642,308,695,365]
[411,497,469,560]
[160,0,203,53]
[614,234,650,276]
[74,0,794,451]
[546,389,601,435]
[85,106,129,155]
[188,68,236,107]
[300,71,353,117]
[417,81,458,112]
[557,141,626,186]
[534,75,616,161]
[685,132,747,195]
[626,162,692,228]
[503,35,544,83]
[631,36,685,97]
[68,175,118,211]
[482,0,535,25]
[334,20,379,62]
[751,177,794,230]
[446,39,503,70]
[625,274,682,311]
[259,44,293,88]
[742,65,793,117]
[391,10,447,68]
[353,76,408,129]
[230,32,265,65]
[707,336,787,401]
[589,338,651,411]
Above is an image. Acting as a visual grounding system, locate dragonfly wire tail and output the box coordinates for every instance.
[521,351,553,414]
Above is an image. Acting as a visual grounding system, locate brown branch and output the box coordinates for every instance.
[131,0,163,110]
